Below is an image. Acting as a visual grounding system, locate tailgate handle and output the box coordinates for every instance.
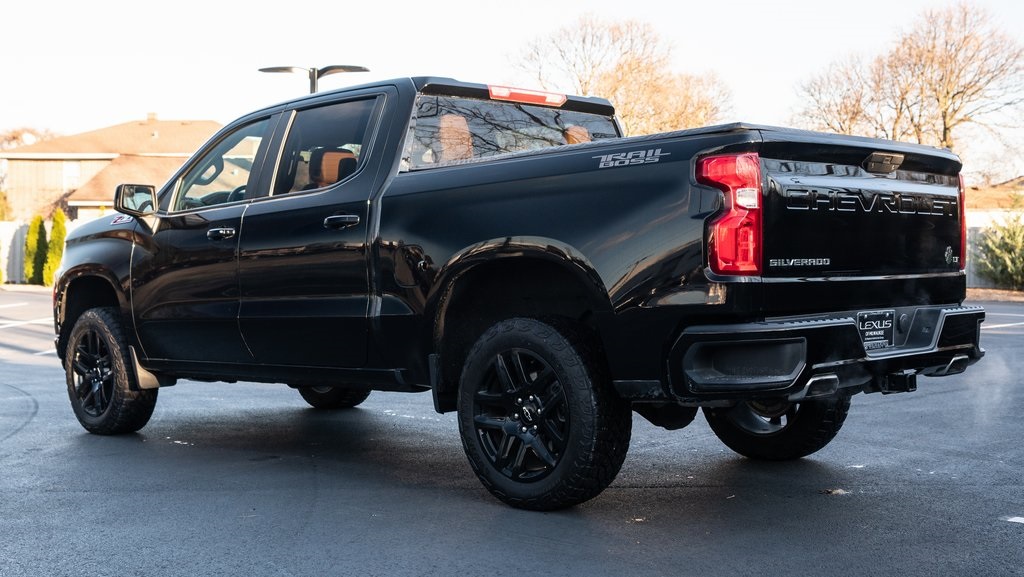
[206,227,236,241]
[863,152,904,174]
[324,214,360,230]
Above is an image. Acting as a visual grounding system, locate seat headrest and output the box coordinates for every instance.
[564,125,591,144]
[438,114,473,163]
[309,147,356,185]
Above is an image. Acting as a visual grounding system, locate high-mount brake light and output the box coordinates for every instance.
[488,85,568,107]
[697,153,763,276]
[958,174,966,271]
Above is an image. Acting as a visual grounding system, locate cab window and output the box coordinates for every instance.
[172,118,273,211]
[401,95,620,170]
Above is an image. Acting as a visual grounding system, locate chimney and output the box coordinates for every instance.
[146,112,157,122]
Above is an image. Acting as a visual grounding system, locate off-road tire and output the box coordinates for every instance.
[297,386,371,409]
[65,307,157,435]
[457,317,632,510]
[703,395,852,460]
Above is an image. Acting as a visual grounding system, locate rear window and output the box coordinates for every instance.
[401,95,619,171]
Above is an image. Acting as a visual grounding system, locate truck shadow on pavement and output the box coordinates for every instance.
[65,394,874,521]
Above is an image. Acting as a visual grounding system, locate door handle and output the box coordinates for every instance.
[207,227,236,241]
[323,214,361,230]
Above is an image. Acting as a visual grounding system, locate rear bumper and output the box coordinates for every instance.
[616,305,984,405]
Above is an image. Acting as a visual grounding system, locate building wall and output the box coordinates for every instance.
[4,159,110,220]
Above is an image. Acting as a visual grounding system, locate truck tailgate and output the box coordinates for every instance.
[759,135,963,280]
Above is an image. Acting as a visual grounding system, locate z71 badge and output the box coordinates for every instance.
[594,148,669,168]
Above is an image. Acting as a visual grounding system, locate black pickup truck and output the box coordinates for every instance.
[54,76,985,510]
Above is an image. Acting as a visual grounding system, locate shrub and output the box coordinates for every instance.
[23,215,48,285]
[974,195,1024,291]
[43,210,67,286]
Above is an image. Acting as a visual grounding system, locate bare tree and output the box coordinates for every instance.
[796,2,1023,152]
[908,3,1024,149]
[1,127,57,150]
[517,15,731,135]
[796,56,872,136]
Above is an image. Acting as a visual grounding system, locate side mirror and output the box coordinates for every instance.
[114,184,156,217]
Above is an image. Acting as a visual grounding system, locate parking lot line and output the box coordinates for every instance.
[982,322,1024,330]
[0,318,52,330]
[0,303,27,309]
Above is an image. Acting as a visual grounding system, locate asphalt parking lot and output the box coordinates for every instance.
[0,287,1021,577]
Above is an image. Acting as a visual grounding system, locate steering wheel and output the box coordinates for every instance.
[227,185,247,203]
[137,199,154,213]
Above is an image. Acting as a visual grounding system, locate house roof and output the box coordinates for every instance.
[1,115,219,157]
[67,155,187,204]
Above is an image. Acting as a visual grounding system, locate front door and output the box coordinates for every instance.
[131,116,275,363]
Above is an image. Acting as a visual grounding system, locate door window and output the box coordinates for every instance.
[271,98,379,196]
[172,118,273,211]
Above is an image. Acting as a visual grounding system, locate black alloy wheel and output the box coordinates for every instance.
[71,328,115,418]
[470,348,570,483]
[458,318,632,510]
[65,308,157,435]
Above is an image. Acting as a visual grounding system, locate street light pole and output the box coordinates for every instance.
[258,65,370,94]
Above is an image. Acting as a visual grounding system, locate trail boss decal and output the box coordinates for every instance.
[594,148,669,169]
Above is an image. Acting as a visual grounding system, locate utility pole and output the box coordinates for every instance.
[258,65,369,93]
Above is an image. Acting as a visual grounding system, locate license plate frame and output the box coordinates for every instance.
[857,309,895,351]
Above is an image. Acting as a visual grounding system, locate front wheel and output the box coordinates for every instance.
[703,396,851,460]
[457,318,632,511]
[65,307,157,435]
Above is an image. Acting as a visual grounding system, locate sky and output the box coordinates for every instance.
[3,0,1023,180]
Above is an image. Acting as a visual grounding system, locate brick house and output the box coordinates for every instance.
[0,114,220,222]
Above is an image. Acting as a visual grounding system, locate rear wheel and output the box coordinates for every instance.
[65,307,157,435]
[457,318,632,510]
[703,396,851,460]
[297,386,371,409]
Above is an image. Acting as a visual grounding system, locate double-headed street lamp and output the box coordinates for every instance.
[258,65,370,94]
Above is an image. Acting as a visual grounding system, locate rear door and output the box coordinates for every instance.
[237,93,388,368]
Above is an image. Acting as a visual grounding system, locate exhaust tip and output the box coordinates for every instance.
[789,374,839,401]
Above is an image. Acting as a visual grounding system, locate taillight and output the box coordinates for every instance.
[697,153,763,275]
[958,174,966,271]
